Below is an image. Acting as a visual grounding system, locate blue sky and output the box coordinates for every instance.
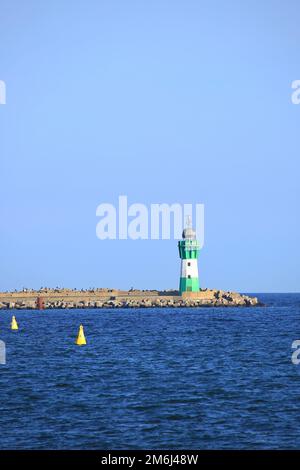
[0,0,299,292]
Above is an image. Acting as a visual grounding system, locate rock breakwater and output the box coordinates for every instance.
[0,288,261,309]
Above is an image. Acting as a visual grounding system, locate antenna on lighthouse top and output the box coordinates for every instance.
[186,215,192,229]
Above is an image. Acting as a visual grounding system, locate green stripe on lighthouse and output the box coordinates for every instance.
[179,277,199,293]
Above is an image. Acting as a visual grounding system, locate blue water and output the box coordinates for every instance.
[0,293,300,450]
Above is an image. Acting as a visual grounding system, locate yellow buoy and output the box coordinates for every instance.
[11,315,18,330]
[76,324,86,345]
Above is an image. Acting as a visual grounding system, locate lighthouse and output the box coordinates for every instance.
[178,218,200,294]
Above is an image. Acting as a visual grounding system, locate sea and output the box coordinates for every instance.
[0,293,300,450]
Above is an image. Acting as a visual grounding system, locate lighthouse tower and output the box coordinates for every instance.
[178,218,200,294]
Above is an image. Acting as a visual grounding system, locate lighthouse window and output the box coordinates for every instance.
[188,262,191,266]
[188,275,191,279]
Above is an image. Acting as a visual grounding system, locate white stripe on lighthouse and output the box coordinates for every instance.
[180,259,199,278]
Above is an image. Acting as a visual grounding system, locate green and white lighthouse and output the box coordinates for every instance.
[178,219,200,294]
